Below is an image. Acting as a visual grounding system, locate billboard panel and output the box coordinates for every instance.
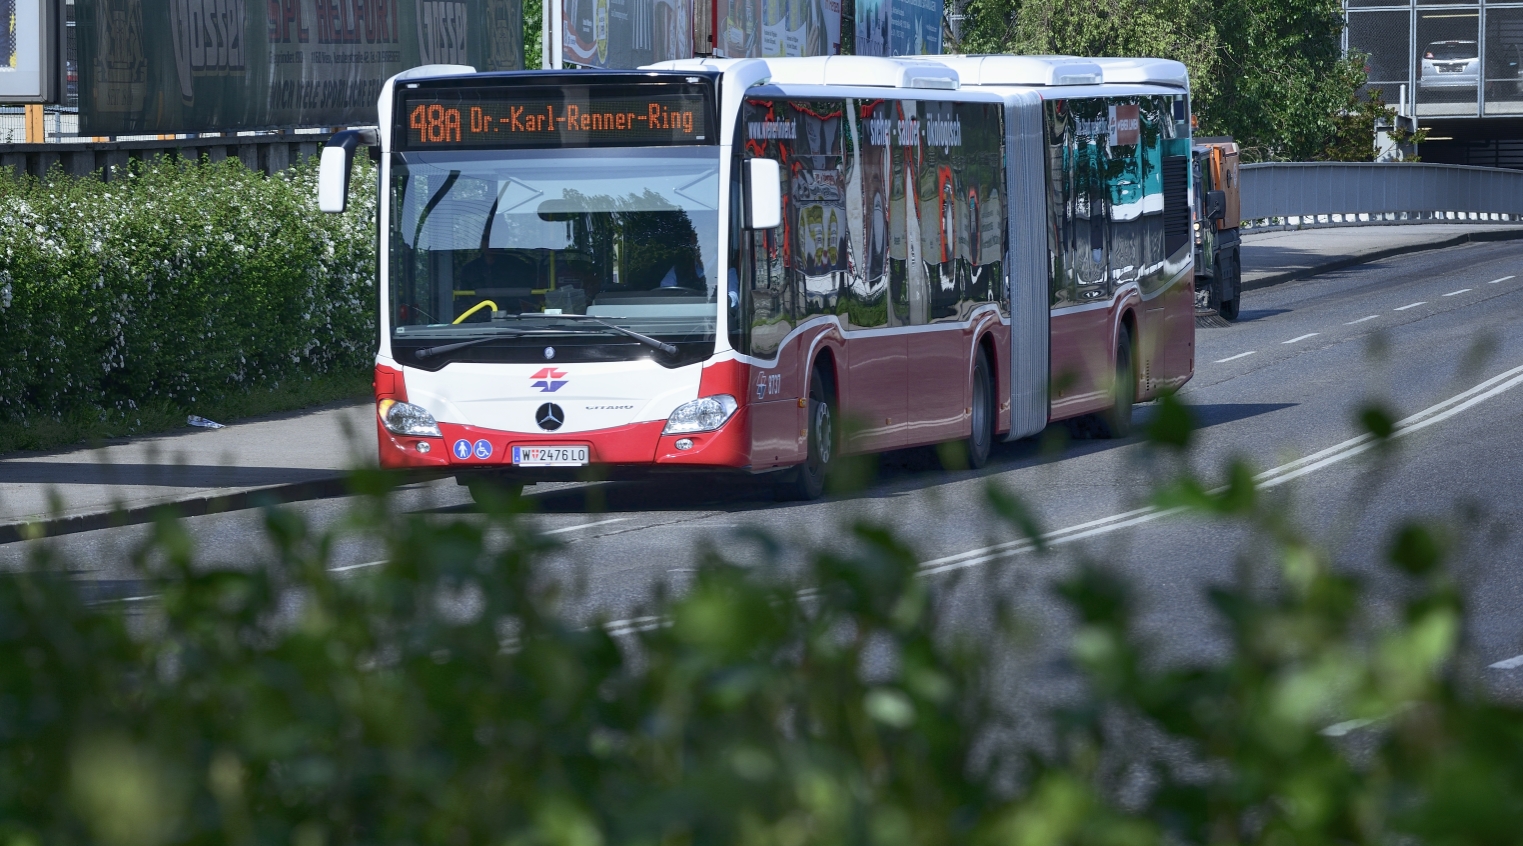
[561,0,692,68]
[566,0,839,68]
[77,0,523,135]
[0,0,58,102]
[855,0,940,58]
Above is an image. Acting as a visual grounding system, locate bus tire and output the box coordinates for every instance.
[1096,324,1135,439]
[958,350,995,469]
[777,368,834,501]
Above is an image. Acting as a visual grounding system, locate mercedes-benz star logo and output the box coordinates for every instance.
[544,346,556,360]
[535,402,565,431]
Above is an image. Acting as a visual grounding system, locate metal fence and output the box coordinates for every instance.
[0,134,335,181]
[1239,161,1523,230]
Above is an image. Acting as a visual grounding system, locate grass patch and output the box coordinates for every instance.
[0,369,372,455]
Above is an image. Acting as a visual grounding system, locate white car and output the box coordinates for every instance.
[1420,41,1480,92]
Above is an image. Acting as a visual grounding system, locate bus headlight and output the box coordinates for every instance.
[663,395,738,435]
[378,399,442,438]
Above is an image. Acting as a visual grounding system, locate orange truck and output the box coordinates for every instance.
[1193,137,1242,320]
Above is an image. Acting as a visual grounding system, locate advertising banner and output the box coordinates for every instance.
[854,0,940,58]
[78,0,523,135]
[561,0,692,68]
[564,0,839,69]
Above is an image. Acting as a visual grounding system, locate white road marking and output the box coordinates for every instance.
[604,615,666,638]
[329,559,385,573]
[1214,351,1256,363]
[1345,315,1379,325]
[1394,302,1426,311]
[919,361,1523,576]
[1443,288,1471,297]
[327,519,630,574]
[543,517,629,535]
[1489,654,1523,670]
[1283,333,1320,344]
[1321,718,1376,737]
[1487,275,1515,284]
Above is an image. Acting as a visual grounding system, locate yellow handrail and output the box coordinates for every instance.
[452,300,499,324]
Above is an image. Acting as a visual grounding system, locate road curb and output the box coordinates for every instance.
[1242,227,1523,292]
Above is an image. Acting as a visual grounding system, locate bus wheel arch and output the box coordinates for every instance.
[777,347,840,502]
[953,336,997,469]
[1096,312,1138,439]
[976,330,1001,433]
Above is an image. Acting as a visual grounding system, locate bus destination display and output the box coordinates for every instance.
[399,89,712,150]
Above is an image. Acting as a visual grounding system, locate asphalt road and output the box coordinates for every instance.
[8,238,1523,691]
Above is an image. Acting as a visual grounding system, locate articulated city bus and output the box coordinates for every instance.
[318,54,1196,500]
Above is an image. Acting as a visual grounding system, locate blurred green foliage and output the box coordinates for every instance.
[2,409,1521,844]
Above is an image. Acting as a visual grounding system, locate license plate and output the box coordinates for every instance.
[512,445,589,467]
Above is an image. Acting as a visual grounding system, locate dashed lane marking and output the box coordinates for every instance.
[1488,275,1515,284]
[1345,315,1379,325]
[1394,302,1426,311]
[1489,654,1523,670]
[917,360,1523,577]
[329,559,385,573]
[1214,351,1256,363]
[1443,288,1471,297]
[1283,333,1320,344]
[544,517,630,535]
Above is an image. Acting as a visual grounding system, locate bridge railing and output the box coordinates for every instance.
[1240,162,1523,231]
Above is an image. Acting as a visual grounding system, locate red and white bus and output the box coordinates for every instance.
[319,54,1196,500]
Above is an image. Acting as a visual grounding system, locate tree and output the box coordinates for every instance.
[956,0,1368,161]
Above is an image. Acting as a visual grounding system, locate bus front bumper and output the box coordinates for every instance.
[377,408,754,475]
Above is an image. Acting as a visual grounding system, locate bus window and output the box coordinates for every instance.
[742,97,798,358]
[839,98,887,331]
[919,100,1004,322]
[1139,96,1168,292]
[389,150,718,330]
[890,100,926,325]
[728,152,750,353]
[792,100,849,322]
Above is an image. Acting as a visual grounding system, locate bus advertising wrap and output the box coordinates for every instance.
[854,0,941,58]
[77,0,523,135]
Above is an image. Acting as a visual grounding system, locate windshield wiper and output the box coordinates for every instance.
[414,329,536,361]
[518,314,680,356]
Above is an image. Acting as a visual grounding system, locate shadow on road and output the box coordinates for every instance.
[0,462,339,488]
[438,400,1302,517]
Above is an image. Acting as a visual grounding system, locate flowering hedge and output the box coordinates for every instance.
[0,156,376,424]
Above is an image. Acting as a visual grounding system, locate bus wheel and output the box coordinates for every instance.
[1096,325,1135,439]
[949,350,995,469]
[777,368,834,501]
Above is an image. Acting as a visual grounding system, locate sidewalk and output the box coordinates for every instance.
[0,403,378,541]
[1242,223,1523,290]
[6,223,1523,541]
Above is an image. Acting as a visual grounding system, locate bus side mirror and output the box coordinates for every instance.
[319,128,378,214]
[745,158,782,230]
[1205,189,1226,223]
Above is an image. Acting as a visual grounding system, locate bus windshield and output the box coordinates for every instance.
[388,146,720,358]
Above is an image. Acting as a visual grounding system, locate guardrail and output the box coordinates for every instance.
[0,134,334,181]
[1240,162,1523,230]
